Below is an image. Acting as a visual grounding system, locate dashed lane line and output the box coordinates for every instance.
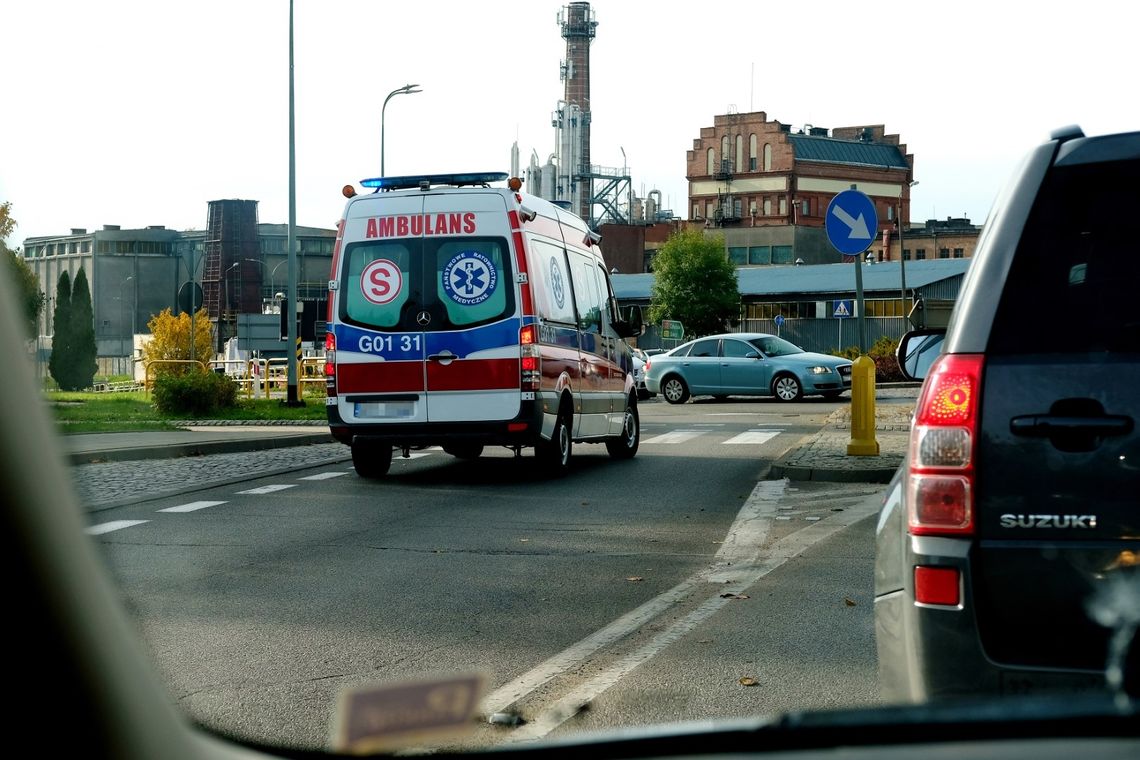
[86,520,149,535]
[157,500,227,513]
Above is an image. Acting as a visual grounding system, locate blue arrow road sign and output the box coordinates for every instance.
[826,189,878,255]
[773,314,785,327]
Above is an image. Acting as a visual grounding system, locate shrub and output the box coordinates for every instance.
[829,337,904,382]
[152,371,238,417]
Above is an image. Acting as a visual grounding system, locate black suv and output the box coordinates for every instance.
[875,126,1139,702]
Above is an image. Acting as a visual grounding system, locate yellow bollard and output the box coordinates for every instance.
[847,354,880,456]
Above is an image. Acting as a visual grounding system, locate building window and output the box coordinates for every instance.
[779,197,788,216]
[772,245,793,265]
[748,246,770,265]
[728,247,748,265]
[706,148,715,175]
[81,241,91,253]
[939,248,950,259]
[763,143,772,171]
[706,202,715,219]
[863,299,906,317]
[735,135,744,172]
[693,204,700,220]
[902,248,911,261]
[887,206,894,221]
[953,247,964,258]
[721,136,729,164]
[749,200,757,216]
[734,199,743,218]
[915,248,926,260]
[98,241,109,253]
[802,200,810,216]
[749,134,757,171]
[763,197,772,216]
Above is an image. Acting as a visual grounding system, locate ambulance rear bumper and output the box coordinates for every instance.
[328,399,544,448]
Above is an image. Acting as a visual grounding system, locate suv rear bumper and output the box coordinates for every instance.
[875,534,1105,702]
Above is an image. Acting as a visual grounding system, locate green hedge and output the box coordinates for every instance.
[152,371,239,417]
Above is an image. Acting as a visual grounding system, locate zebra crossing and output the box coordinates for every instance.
[640,426,787,447]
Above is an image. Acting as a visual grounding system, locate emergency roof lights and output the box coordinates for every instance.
[360,172,509,191]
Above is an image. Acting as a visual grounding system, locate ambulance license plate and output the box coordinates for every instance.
[354,401,413,419]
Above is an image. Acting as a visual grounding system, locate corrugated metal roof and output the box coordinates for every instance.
[788,134,908,169]
[611,258,971,300]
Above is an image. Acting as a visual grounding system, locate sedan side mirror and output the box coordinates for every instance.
[745,351,761,360]
[896,328,946,381]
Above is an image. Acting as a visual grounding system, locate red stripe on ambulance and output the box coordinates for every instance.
[336,362,425,394]
[428,359,520,391]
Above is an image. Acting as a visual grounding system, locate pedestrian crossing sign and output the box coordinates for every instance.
[832,300,853,318]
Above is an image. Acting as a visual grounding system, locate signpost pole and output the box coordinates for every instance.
[854,251,867,353]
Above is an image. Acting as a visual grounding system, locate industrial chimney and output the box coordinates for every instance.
[558,2,596,221]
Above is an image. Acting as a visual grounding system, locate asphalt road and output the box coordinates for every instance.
[86,396,884,751]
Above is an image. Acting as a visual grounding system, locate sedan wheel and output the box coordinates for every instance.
[662,376,690,405]
[772,373,803,402]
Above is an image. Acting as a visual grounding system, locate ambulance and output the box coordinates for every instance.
[324,171,643,478]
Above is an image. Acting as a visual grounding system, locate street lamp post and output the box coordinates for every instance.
[270,259,287,299]
[224,262,239,349]
[381,83,422,177]
[119,276,134,362]
[898,180,919,320]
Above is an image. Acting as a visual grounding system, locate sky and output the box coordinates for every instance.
[2,0,1136,245]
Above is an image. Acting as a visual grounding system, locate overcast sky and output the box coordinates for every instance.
[2,0,1135,244]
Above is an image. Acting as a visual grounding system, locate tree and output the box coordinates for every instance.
[49,271,73,388]
[0,201,45,339]
[648,229,741,338]
[68,268,98,390]
[141,308,214,376]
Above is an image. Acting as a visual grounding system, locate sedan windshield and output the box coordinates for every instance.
[749,335,804,357]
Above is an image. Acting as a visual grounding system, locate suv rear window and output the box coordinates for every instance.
[989,158,1140,354]
[341,238,514,332]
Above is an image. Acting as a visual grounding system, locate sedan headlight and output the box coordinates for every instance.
[809,366,834,374]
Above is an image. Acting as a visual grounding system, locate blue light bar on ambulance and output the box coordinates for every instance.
[360,172,509,191]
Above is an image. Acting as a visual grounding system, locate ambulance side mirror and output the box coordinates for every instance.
[612,300,642,339]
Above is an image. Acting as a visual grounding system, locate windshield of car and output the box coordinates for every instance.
[6,0,1137,756]
[749,335,804,357]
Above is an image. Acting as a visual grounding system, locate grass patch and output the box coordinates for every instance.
[47,390,327,433]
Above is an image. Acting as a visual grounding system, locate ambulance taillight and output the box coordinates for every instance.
[520,325,541,390]
[324,332,336,378]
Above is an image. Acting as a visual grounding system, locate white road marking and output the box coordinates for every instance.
[701,479,785,583]
[86,520,149,535]
[158,500,226,513]
[641,430,704,445]
[299,472,348,481]
[503,491,881,743]
[721,430,781,445]
[236,484,297,495]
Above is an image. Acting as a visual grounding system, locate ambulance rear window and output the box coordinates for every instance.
[340,237,514,332]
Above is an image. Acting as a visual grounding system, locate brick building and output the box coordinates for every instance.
[686,111,917,266]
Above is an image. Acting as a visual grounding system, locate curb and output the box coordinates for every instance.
[67,431,336,465]
[768,461,899,484]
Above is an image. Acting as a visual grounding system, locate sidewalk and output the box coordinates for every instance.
[769,390,917,484]
[63,421,334,465]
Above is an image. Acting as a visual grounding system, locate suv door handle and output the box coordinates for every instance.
[1010,414,1133,437]
[427,351,456,364]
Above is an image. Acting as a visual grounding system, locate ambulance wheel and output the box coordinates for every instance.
[443,443,484,460]
[537,409,572,474]
[352,441,392,479]
[606,398,639,460]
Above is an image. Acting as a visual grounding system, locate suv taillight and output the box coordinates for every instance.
[520,325,541,390]
[907,353,984,536]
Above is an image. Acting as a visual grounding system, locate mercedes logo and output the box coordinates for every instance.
[416,310,431,326]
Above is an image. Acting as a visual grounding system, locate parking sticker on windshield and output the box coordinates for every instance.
[442,250,497,306]
[360,259,403,305]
